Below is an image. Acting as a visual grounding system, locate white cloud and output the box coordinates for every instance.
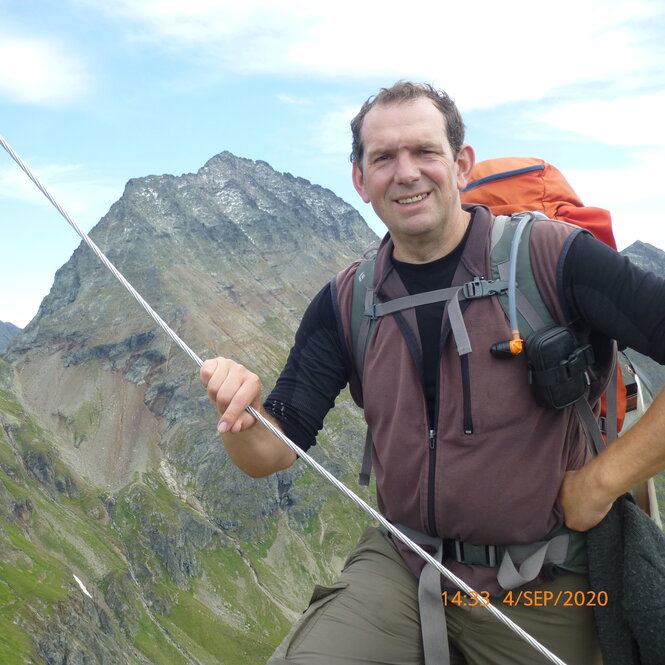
[539,91,665,149]
[562,148,665,251]
[0,161,120,226]
[0,35,89,106]
[312,107,356,156]
[525,90,665,251]
[277,93,312,106]
[80,0,663,109]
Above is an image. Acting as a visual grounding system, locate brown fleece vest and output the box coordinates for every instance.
[334,205,613,592]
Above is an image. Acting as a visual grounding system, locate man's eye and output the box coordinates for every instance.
[374,154,391,163]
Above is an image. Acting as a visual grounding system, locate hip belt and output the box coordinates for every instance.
[392,523,587,665]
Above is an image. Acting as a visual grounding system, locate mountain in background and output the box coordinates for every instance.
[1,154,664,665]
[622,240,665,277]
[0,320,20,352]
[620,241,665,395]
[1,152,377,664]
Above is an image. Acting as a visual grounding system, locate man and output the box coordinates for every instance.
[200,82,665,664]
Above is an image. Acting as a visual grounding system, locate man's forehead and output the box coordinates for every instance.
[361,99,448,147]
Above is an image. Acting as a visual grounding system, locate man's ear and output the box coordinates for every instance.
[455,144,476,191]
[352,161,371,204]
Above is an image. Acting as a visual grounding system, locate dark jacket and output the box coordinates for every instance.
[588,494,665,665]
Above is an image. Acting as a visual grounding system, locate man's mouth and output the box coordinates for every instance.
[396,192,429,205]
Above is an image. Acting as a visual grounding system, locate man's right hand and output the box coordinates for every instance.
[200,357,263,434]
[199,357,297,478]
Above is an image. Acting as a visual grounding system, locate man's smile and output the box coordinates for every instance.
[395,192,430,205]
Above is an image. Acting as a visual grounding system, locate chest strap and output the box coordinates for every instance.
[352,269,508,377]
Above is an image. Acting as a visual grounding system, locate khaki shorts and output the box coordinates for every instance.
[267,527,602,665]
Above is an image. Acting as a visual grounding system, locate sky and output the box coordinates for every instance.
[1,0,664,328]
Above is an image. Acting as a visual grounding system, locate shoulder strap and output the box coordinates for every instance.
[349,258,376,486]
[490,212,555,334]
[350,258,508,377]
[350,258,377,380]
[491,212,615,454]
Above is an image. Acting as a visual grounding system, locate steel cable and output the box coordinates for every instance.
[0,135,568,665]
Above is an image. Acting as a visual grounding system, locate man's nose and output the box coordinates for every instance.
[394,153,420,184]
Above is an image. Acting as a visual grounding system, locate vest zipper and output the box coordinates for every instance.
[427,427,437,534]
[461,355,473,434]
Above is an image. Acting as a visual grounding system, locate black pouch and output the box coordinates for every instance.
[525,325,594,409]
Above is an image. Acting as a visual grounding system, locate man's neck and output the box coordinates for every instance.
[391,210,471,264]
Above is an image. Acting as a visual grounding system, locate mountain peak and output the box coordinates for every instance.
[621,240,665,279]
[5,152,377,490]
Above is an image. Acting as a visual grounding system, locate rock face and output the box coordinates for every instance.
[622,240,665,279]
[7,151,377,491]
[0,321,20,352]
[620,241,665,396]
[0,152,378,664]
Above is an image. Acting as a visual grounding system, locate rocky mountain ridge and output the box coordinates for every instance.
[0,320,20,352]
[620,241,665,394]
[1,152,377,664]
[622,240,665,277]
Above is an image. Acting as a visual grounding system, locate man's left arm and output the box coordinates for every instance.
[558,232,665,530]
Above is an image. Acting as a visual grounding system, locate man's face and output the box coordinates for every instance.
[352,98,473,258]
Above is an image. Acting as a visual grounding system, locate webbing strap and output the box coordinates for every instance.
[447,288,472,356]
[497,261,545,332]
[420,540,450,665]
[367,279,508,320]
[368,286,461,318]
[367,280,506,358]
[575,399,607,456]
[497,535,570,590]
[358,429,373,486]
[355,286,376,377]
[396,523,572,665]
[396,524,451,665]
[605,355,619,443]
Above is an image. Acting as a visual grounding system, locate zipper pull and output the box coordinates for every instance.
[429,428,436,449]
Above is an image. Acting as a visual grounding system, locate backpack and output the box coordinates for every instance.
[461,158,661,527]
[460,157,627,435]
[460,157,617,248]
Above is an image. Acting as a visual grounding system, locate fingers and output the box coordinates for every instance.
[199,358,262,434]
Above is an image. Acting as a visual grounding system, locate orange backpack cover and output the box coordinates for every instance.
[461,157,617,249]
[461,157,625,432]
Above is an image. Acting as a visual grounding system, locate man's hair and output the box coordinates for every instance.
[350,81,465,166]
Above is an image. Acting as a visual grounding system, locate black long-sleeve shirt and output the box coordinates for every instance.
[264,231,665,451]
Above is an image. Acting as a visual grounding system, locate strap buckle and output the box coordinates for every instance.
[451,540,505,567]
[462,277,508,300]
[364,303,379,321]
[598,415,608,435]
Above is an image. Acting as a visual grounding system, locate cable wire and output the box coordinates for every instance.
[0,134,568,665]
